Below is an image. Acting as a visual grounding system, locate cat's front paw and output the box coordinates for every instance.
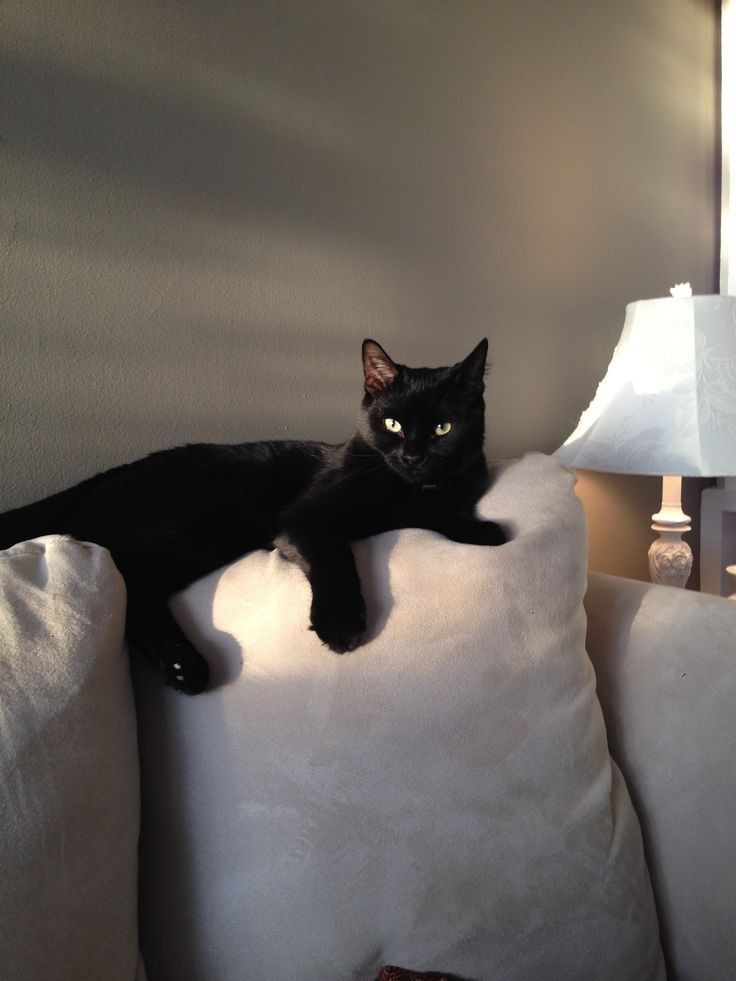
[474,519,508,546]
[310,591,367,654]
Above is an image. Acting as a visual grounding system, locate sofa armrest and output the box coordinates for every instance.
[584,572,736,981]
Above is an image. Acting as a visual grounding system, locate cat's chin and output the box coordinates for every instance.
[391,464,442,489]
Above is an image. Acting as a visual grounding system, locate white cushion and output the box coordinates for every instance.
[135,453,664,980]
[0,536,142,981]
[585,572,736,981]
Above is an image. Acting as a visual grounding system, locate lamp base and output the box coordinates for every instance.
[649,475,692,589]
[648,527,693,588]
[727,565,736,601]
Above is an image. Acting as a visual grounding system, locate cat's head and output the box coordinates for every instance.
[359,338,488,487]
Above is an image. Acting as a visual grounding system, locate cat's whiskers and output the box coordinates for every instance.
[324,461,385,491]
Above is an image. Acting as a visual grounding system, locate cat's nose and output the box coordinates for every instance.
[402,450,424,467]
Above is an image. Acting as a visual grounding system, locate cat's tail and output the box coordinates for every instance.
[0,482,87,550]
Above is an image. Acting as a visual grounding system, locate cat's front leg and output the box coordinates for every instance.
[426,513,509,547]
[276,533,366,653]
[309,575,367,653]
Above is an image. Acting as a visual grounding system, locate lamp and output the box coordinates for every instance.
[555,286,736,590]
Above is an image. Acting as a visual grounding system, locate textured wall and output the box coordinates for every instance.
[1,0,718,582]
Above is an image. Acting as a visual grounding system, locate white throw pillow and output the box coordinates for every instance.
[135,453,664,980]
[0,536,143,981]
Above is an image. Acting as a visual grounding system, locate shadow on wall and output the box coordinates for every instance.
[1,0,719,538]
[3,1,483,505]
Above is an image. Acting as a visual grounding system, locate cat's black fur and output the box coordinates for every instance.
[0,339,507,693]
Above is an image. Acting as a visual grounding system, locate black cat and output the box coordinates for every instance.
[0,339,507,693]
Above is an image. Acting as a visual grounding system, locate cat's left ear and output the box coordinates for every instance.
[362,339,399,394]
[458,338,489,389]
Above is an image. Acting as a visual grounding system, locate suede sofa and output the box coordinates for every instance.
[1,454,734,980]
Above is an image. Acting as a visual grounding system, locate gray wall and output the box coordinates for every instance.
[1,0,718,583]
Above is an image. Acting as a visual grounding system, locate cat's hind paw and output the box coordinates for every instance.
[164,649,210,694]
[127,601,211,694]
[137,635,210,694]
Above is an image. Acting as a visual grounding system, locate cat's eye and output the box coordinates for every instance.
[384,418,403,434]
[434,422,452,436]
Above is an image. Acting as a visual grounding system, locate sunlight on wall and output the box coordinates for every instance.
[1,1,387,168]
[1,0,719,572]
[723,0,735,293]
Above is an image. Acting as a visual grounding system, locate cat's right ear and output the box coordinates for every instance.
[458,338,489,390]
[362,339,398,394]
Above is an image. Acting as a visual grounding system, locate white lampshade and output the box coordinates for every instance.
[555,295,736,477]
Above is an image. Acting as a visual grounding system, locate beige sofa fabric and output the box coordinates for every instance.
[135,454,664,980]
[585,573,736,981]
[0,536,142,981]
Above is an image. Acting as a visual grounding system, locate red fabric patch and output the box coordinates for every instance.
[377,968,464,981]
